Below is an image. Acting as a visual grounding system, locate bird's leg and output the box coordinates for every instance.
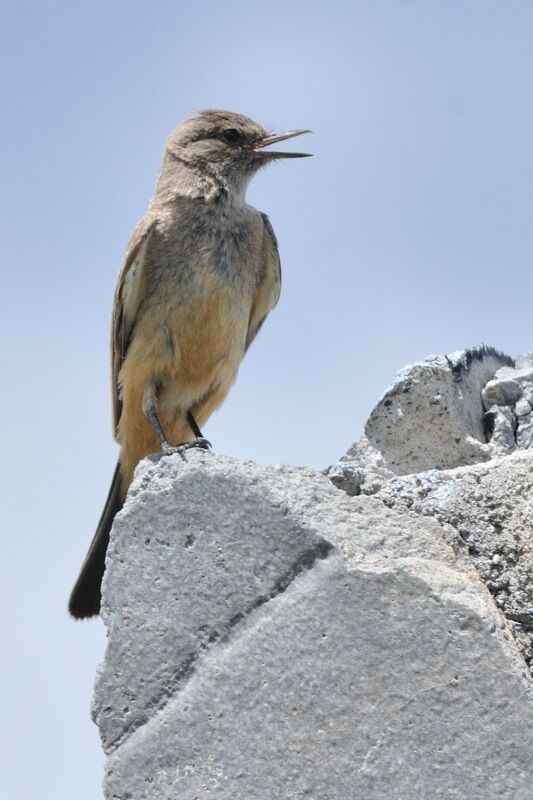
[143,381,211,456]
[186,411,212,450]
[143,381,177,455]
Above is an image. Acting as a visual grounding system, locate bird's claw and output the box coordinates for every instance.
[161,437,212,460]
[192,436,212,450]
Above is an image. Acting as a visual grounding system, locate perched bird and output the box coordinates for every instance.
[69,109,310,619]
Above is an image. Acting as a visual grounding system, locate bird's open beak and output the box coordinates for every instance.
[254,129,312,159]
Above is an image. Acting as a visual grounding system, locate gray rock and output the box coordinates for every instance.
[341,345,511,480]
[493,364,533,385]
[323,461,364,496]
[95,451,463,754]
[374,450,533,665]
[93,344,533,799]
[517,412,533,449]
[483,405,517,455]
[481,377,522,409]
[95,450,533,800]
[523,383,533,405]
[332,435,396,496]
[480,362,533,451]
[516,351,533,369]
[515,397,532,417]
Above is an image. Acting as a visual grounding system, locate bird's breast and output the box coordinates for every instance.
[150,203,263,294]
[130,225,258,383]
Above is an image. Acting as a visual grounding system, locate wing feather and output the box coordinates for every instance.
[245,213,282,352]
[111,214,158,437]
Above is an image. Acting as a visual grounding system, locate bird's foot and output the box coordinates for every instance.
[190,436,212,451]
[161,437,212,460]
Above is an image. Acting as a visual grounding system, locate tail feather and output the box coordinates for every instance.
[69,462,123,619]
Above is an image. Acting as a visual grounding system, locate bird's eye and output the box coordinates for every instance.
[222,128,240,143]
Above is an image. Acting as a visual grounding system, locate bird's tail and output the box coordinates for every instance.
[69,462,123,619]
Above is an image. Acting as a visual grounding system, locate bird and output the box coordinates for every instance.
[68,109,311,619]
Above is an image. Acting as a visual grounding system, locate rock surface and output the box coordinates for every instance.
[355,345,513,476]
[94,345,533,799]
[374,451,533,665]
[331,345,533,493]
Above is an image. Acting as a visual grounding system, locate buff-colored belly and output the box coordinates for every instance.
[117,284,250,495]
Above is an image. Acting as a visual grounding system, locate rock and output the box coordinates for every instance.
[338,345,533,498]
[95,451,462,754]
[323,461,364,496]
[481,362,533,411]
[324,437,394,497]
[523,383,533,405]
[515,398,532,417]
[328,344,533,667]
[517,412,533,449]
[95,450,533,800]
[373,450,533,667]
[516,352,533,369]
[483,405,516,455]
[493,365,533,385]
[92,343,533,799]
[481,378,522,409]
[479,362,533,452]
[341,345,511,481]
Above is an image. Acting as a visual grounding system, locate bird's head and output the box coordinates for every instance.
[157,109,311,202]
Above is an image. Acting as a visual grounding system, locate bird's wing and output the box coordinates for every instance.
[111,213,159,437]
[245,213,282,352]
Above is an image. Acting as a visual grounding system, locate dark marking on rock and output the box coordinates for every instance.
[447,345,514,384]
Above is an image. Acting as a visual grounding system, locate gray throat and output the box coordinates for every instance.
[152,152,251,206]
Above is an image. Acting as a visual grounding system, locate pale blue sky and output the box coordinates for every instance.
[2,2,532,798]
